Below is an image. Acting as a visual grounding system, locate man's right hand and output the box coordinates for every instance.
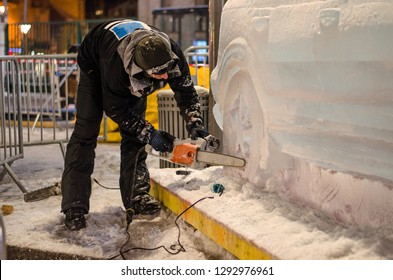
[149,130,175,152]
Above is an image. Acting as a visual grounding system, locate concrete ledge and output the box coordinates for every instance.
[150,179,276,260]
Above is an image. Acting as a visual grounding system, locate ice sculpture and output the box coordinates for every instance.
[211,0,393,228]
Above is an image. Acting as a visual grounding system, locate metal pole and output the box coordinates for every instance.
[0,0,8,55]
[2,0,7,13]
[208,0,225,143]
[0,212,6,260]
[24,0,27,22]
[23,0,28,54]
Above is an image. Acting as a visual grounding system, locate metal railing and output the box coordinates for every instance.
[184,45,209,88]
[6,19,127,55]
[0,212,5,260]
[0,54,78,192]
[0,57,24,192]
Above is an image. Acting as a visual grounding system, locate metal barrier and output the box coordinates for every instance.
[184,45,209,88]
[7,19,131,55]
[157,86,209,168]
[0,58,24,192]
[0,54,78,193]
[0,212,5,260]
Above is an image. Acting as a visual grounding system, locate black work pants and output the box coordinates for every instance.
[61,70,149,214]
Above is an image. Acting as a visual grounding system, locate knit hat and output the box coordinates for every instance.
[134,35,173,72]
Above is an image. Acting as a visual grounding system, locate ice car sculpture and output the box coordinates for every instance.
[211,0,393,227]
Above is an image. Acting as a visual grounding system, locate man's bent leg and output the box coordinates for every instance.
[61,71,103,230]
[119,133,160,224]
[61,132,98,213]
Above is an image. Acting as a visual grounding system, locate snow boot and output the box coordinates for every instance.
[131,194,161,218]
[64,208,86,231]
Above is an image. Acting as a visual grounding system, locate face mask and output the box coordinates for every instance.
[145,60,175,76]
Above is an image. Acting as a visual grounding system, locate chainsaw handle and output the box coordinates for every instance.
[204,135,220,151]
[173,137,205,147]
[173,135,220,152]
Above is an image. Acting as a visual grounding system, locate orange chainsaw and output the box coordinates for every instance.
[146,135,246,169]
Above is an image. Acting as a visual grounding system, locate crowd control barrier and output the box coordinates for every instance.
[0,54,78,193]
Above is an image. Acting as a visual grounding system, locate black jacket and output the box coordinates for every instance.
[77,19,202,142]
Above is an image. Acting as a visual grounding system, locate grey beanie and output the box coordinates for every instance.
[133,35,172,71]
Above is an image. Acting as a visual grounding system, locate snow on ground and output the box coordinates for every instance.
[0,142,234,260]
[1,139,393,260]
[150,166,393,260]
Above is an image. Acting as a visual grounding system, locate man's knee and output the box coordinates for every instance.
[72,117,101,141]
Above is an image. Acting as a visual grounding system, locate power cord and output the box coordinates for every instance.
[94,178,218,259]
[93,178,119,190]
[107,195,214,260]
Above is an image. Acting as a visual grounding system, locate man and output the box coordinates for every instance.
[61,19,209,231]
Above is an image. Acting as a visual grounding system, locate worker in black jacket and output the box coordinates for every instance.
[61,19,209,231]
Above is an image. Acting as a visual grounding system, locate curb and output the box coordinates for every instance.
[150,179,277,260]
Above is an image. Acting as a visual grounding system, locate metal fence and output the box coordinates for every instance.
[184,45,209,88]
[0,54,78,193]
[0,57,24,192]
[6,19,128,55]
[0,212,5,260]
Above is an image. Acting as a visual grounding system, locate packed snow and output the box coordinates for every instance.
[1,135,392,260]
[0,142,235,260]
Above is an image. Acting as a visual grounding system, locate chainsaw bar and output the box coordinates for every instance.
[197,150,245,167]
[146,147,245,169]
[146,136,246,169]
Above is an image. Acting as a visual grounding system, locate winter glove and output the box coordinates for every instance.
[189,122,209,140]
[149,129,176,152]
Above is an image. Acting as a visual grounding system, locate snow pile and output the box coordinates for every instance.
[150,166,393,259]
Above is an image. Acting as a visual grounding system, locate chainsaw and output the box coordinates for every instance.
[146,135,246,169]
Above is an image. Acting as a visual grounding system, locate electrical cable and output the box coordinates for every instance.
[93,178,119,190]
[93,178,218,259]
[107,195,214,260]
